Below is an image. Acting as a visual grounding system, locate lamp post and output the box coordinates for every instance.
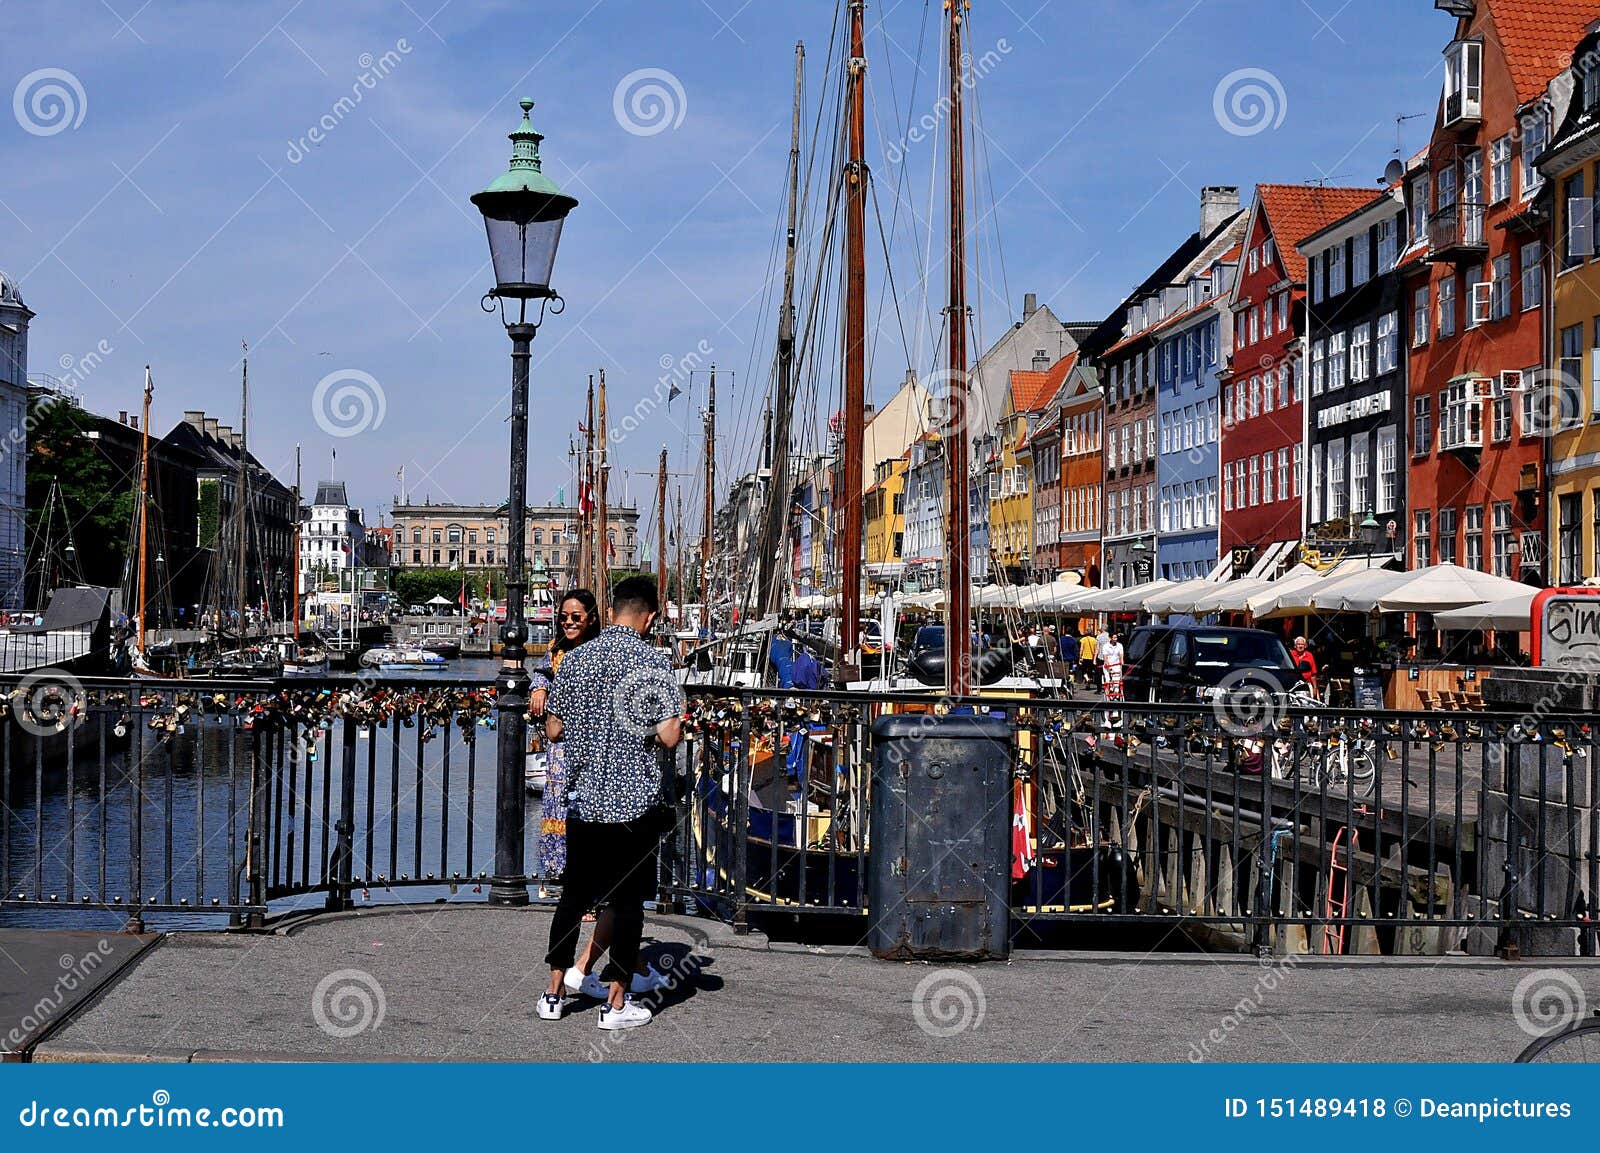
[1358,511,1380,567]
[474,97,578,908]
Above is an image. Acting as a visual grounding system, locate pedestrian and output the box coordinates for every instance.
[1077,628,1098,689]
[1291,635,1319,698]
[1100,630,1126,702]
[529,589,602,892]
[539,576,683,1031]
[1095,621,1111,687]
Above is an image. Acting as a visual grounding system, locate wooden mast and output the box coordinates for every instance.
[292,444,301,640]
[675,485,685,632]
[837,0,867,679]
[136,367,152,653]
[758,41,803,622]
[701,365,716,624]
[656,446,668,621]
[580,375,595,589]
[235,342,250,640]
[944,0,972,696]
[597,368,610,596]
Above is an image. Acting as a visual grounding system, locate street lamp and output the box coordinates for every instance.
[474,97,578,908]
[1358,511,1381,567]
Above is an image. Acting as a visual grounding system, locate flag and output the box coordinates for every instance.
[459,577,468,612]
[668,382,682,404]
[578,483,594,517]
[1011,779,1035,881]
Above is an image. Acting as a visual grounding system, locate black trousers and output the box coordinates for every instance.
[543,815,661,986]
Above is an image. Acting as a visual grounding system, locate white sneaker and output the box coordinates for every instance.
[630,964,668,994]
[535,993,563,1021]
[597,995,652,1031]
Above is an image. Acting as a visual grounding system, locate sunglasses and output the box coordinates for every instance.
[559,612,589,623]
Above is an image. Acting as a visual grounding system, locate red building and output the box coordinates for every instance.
[1402,0,1589,584]
[1219,184,1376,571]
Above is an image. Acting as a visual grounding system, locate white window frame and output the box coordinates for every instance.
[1522,240,1543,310]
[1327,331,1347,390]
[1413,285,1429,346]
[1377,426,1397,512]
[1376,311,1399,374]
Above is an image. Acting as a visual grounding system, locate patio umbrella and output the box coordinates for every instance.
[1186,576,1275,614]
[1432,590,1537,632]
[1076,579,1174,613]
[1304,566,1418,613]
[1336,564,1532,614]
[1144,577,1226,615]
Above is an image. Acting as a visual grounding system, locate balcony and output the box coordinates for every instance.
[1427,202,1488,264]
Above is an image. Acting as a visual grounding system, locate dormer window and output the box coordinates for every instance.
[1443,39,1482,127]
[1585,60,1600,111]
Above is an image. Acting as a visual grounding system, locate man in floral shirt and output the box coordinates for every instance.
[539,576,682,1031]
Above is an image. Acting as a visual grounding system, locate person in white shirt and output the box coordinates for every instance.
[1100,631,1126,701]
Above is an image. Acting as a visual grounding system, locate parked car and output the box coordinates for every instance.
[1121,625,1306,705]
[902,625,1014,687]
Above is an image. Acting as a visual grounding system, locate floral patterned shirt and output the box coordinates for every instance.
[547,625,681,822]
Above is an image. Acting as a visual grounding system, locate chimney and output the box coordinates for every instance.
[118,410,127,424]
[203,417,220,439]
[216,424,233,448]
[1022,292,1038,319]
[1032,351,1050,371]
[183,409,205,429]
[129,416,138,431]
[1200,185,1241,238]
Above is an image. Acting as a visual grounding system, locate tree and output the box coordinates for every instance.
[392,567,485,606]
[25,395,134,601]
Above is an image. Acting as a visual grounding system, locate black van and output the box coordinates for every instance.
[1121,624,1304,704]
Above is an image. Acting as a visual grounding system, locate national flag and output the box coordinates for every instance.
[1011,779,1035,880]
[668,382,682,404]
[459,577,468,612]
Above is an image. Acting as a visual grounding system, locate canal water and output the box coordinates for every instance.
[1,659,546,930]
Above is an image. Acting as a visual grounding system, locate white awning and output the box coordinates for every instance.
[1075,579,1175,613]
[1186,575,1276,614]
[1246,539,1299,578]
[1144,577,1228,615]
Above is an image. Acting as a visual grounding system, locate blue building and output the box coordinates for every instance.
[901,432,944,589]
[1154,249,1237,583]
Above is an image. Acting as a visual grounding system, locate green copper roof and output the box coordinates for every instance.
[472,98,577,221]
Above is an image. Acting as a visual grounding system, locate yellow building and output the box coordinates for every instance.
[989,368,1055,581]
[863,452,908,588]
[1542,33,1600,584]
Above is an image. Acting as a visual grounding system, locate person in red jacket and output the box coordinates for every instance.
[1291,635,1318,697]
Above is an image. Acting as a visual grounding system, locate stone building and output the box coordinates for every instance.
[390,499,639,591]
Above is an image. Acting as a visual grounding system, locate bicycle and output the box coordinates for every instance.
[1269,713,1377,799]
[1516,1010,1600,1062]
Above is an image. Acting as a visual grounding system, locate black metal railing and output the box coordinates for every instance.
[0,675,523,929]
[6,674,1597,956]
[672,687,1600,956]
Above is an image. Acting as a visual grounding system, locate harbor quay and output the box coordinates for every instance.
[6,904,1598,1063]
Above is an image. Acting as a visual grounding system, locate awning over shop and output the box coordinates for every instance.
[1246,539,1300,578]
[1186,575,1276,614]
[1247,555,1400,618]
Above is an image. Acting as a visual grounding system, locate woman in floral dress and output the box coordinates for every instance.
[529,588,601,890]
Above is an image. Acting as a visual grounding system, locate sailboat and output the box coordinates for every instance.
[685,2,1132,916]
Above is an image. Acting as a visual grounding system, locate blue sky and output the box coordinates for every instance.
[3,0,1448,545]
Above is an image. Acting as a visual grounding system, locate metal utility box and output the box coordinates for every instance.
[867,713,1013,961]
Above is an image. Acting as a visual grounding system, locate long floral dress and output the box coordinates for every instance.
[532,648,569,881]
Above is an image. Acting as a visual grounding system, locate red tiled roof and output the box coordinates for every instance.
[1484,0,1596,107]
[1008,350,1080,413]
[1217,242,1244,263]
[1256,184,1382,283]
